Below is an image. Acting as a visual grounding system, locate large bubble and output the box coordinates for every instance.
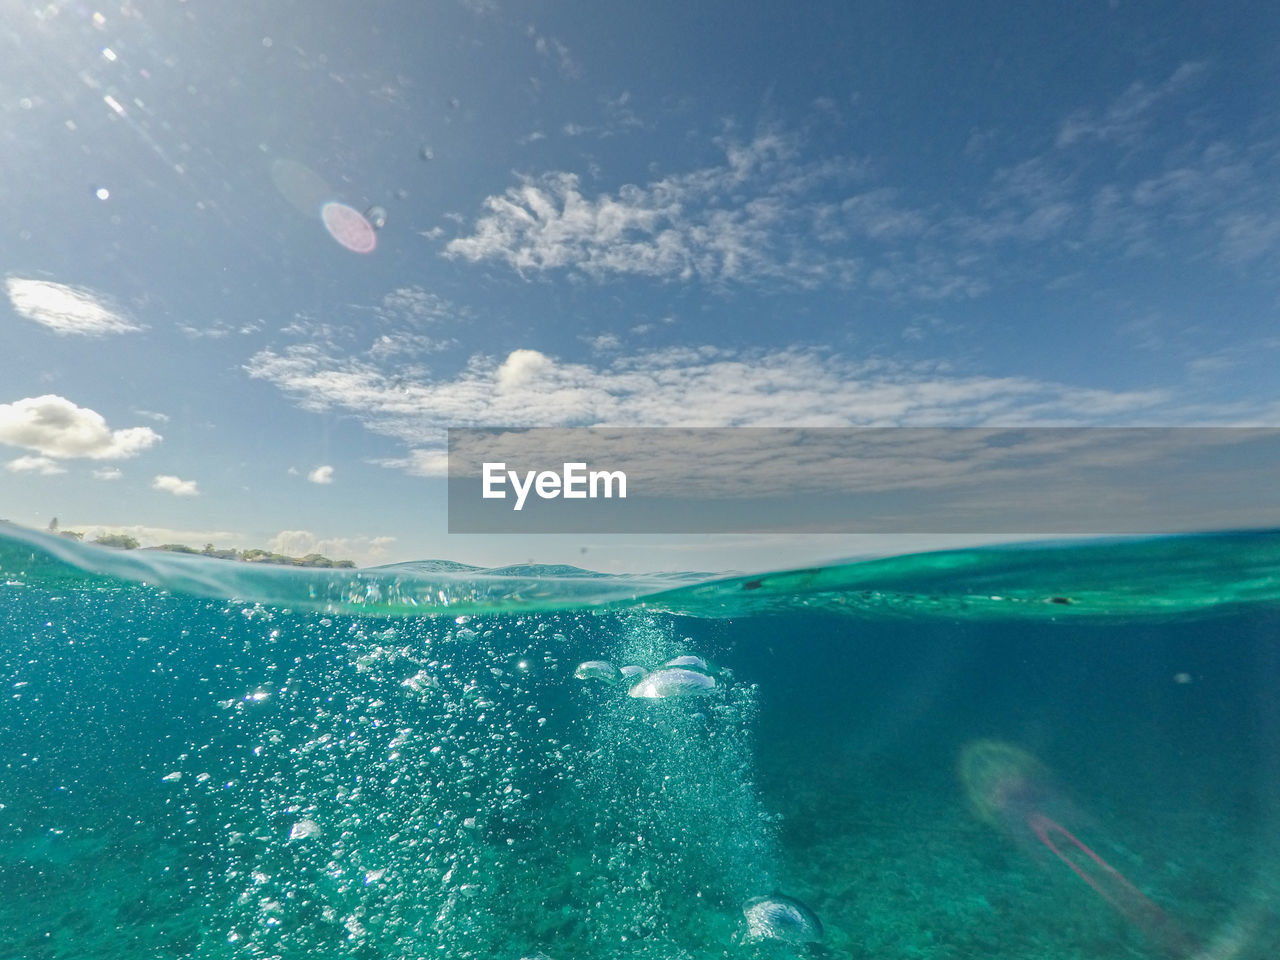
[365,205,388,230]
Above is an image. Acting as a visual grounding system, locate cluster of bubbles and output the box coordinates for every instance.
[195,608,819,957]
[563,624,823,955]
[1,579,821,958]
[178,611,581,958]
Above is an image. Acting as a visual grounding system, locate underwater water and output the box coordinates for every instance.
[2,526,1279,959]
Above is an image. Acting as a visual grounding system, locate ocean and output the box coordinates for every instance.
[2,525,1278,959]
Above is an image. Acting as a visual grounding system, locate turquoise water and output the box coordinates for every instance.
[2,526,1279,958]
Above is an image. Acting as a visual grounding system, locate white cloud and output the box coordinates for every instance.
[496,347,556,389]
[93,466,123,480]
[401,449,450,476]
[0,395,161,459]
[246,343,1183,477]
[267,530,396,566]
[6,277,143,336]
[308,465,334,484]
[6,454,66,475]
[153,474,199,496]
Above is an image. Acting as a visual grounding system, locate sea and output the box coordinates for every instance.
[1,524,1278,959]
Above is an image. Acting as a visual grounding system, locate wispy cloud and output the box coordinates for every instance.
[1056,62,1208,148]
[273,287,462,392]
[6,277,143,336]
[375,287,458,325]
[1010,63,1280,274]
[528,26,581,79]
[446,133,874,288]
[0,395,161,459]
[291,286,462,353]
[246,343,1191,476]
[178,318,263,339]
[559,91,650,139]
[6,454,66,475]
[307,465,334,484]
[449,63,1280,294]
[1218,210,1280,265]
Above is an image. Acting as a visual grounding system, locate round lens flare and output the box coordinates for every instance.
[321,201,377,254]
[959,739,1050,826]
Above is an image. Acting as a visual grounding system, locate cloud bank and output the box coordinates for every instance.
[246,343,1178,476]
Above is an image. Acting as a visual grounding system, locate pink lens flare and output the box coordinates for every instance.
[960,740,1199,958]
[321,201,377,254]
[1026,812,1197,956]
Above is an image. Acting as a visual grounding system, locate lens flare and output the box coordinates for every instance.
[960,740,1199,957]
[321,201,377,254]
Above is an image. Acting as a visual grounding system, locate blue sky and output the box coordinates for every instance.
[1,0,1278,570]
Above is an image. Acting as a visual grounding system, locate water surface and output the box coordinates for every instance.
[2,526,1278,958]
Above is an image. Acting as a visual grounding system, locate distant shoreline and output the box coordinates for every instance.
[47,527,356,568]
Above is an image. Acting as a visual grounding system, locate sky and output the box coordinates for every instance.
[1,0,1278,571]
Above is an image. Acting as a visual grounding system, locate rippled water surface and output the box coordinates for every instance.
[2,526,1279,958]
